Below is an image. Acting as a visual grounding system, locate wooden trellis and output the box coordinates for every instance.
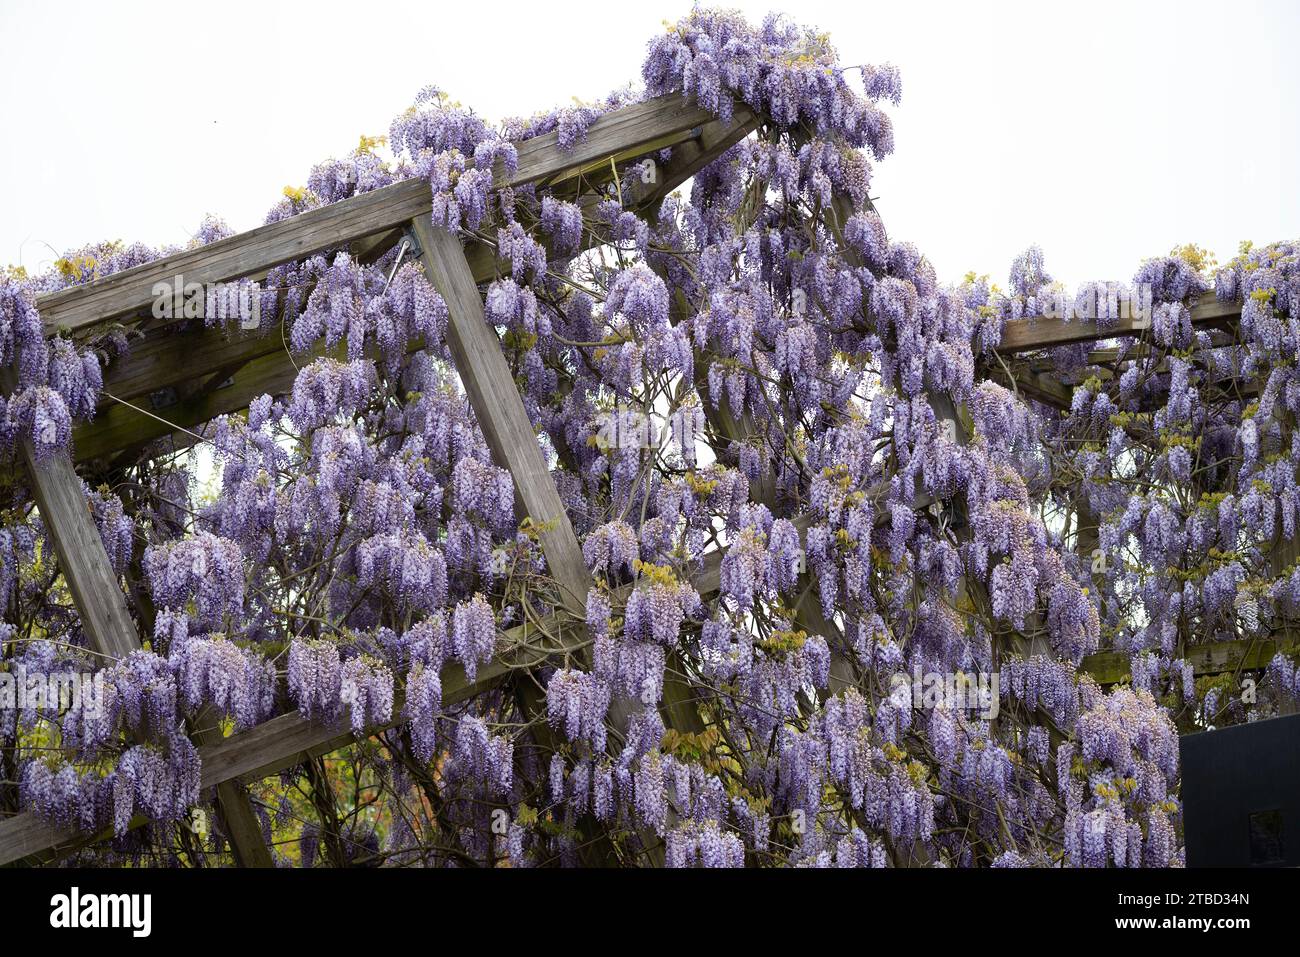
[0,90,1276,865]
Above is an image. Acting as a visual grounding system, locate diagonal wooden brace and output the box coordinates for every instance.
[0,367,274,866]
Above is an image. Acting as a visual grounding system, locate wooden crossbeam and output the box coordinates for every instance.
[996,294,1240,354]
[36,93,717,338]
[638,109,758,199]
[413,219,707,864]
[70,113,757,467]
[0,538,730,865]
[1081,635,1300,687]
[75,348,300,463]
[40,183,432,337]
[990,340,1262,414]
[987,365,1074,410]
[0,640,518,865]
[85,229,403,410]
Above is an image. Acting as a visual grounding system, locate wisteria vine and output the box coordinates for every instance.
[1,7,1296,868]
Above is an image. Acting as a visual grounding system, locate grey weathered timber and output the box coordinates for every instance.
[1082,635,1300,687]
[214,780,274,867]
[0,366,275,865]
[996,295,1240,354]
[38,180,434,336]
[73,347,301,463]
[36,93,718,338]
[411,224,717,791]
[97,323,287,408]
[71,110,760,466]
[1,368,140,662]
[411,218,592,608]
[410,220,651,864]
[987,365,1074,410]
[502,92,714,192]
[623,109,759,205]
[191,713,276,868]
[90,226,425,409]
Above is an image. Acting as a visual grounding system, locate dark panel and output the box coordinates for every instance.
[1181,714,1300,867]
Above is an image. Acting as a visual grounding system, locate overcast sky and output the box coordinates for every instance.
[1,0,1296,291]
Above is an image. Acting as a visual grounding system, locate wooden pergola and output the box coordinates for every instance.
[0,91,1278,866]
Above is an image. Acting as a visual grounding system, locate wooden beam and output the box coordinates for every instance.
[1,366,274,864]
[72,113,759,465]
[74,347,300,463]
[410,220,661,864]
[91,226,420,410]
[408,225,729,795]
[996,295,1240,354]
[627,109,758,203]
[1082,636,1300,686]
[409,110,755,605]
[86,230,491,417]
[504,94,714,192]
[0,650,514,865]
[1,368,140,662]
[38,181,432,336]
[96,319,293,409]
[191,714,275,868]
[411,219,592,608]
[987,365,1074,410]
[37,93,718,338]
[989,353,1261,417]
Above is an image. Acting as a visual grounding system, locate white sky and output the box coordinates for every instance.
[1,0,1296,291]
